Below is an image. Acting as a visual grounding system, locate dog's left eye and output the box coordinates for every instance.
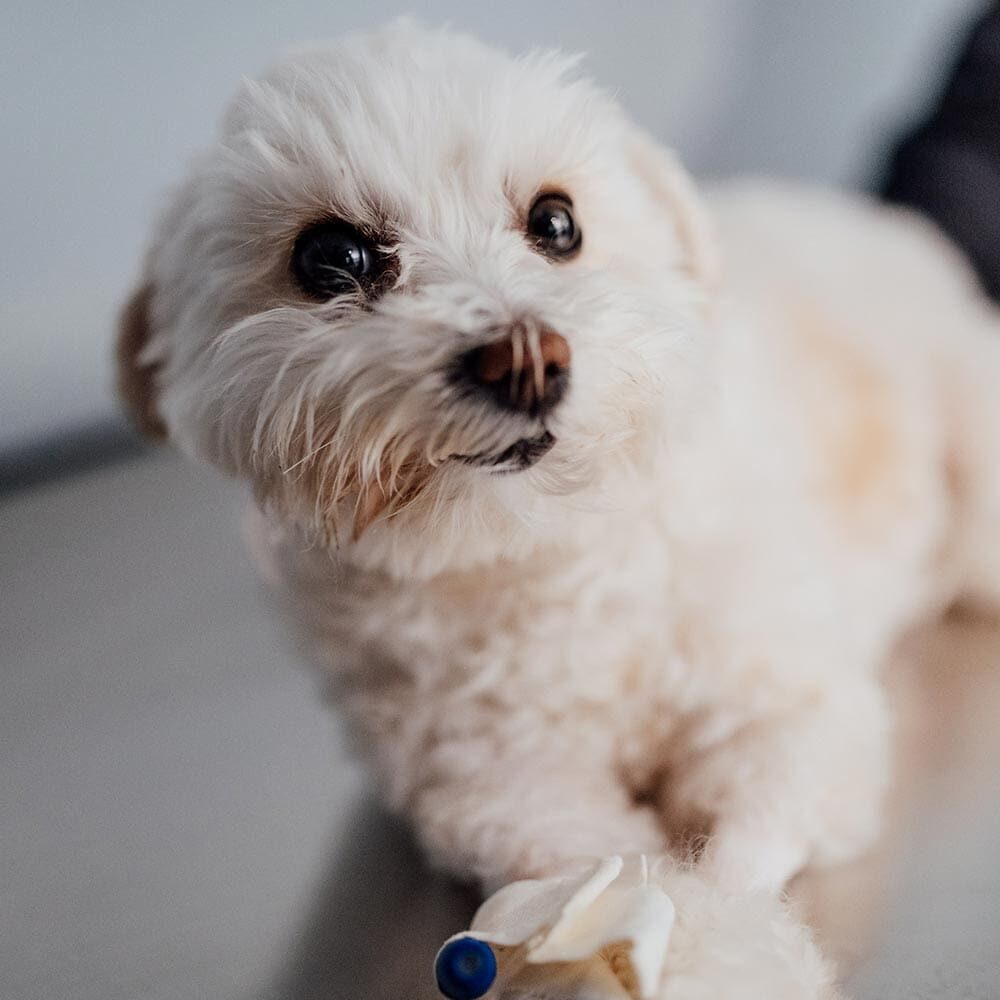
[292,222,385,299]
[527,193,582,259]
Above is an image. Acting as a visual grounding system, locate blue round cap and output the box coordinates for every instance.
[435,936,498,1000]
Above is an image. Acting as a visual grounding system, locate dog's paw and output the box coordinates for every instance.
[650,861,842,1000]
[433,856,841,1000]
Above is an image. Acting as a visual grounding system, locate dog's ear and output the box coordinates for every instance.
[117,282,167,440]
[625,125,721,298]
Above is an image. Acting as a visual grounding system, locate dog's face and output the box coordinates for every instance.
[120,23,717,578]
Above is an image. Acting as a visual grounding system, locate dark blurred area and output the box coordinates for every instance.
[884,1,1000,299]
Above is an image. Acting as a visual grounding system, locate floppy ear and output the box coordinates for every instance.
[117,282,167,440]
[626,125,721,298]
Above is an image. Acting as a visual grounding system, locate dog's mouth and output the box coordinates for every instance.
[453,431,556,473]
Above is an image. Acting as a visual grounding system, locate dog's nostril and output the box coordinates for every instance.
[459,328,570,417]
[537,329,571,374]
[474,340,516,385]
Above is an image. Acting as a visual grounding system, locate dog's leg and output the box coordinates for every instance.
[408,738,669,893]
[665,675,890,895]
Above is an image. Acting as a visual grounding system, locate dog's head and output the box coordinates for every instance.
[119,22,718,578]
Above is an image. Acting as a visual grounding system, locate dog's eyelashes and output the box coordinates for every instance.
[292,221,388,299]
[527,193,582,259]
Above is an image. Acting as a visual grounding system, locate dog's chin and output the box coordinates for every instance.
[453,431,556,474]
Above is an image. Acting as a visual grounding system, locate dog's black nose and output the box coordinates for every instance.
[457,328,570,417]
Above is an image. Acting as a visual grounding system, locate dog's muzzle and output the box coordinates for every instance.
[449,326,569,472]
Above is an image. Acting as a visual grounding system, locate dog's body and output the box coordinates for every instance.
[119,23,1000,996]
[256,181,1000,895]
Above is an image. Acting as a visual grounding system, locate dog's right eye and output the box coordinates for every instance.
[292,222,384,299]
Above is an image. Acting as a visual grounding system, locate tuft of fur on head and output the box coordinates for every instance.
[119,21,716,578]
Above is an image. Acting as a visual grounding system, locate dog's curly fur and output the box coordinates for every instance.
[118,22,1000,997]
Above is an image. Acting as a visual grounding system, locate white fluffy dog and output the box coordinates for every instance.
[118,22,1000,998]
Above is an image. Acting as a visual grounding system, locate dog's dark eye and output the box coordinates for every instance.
[527,193,581,258]
[292,222,384,298]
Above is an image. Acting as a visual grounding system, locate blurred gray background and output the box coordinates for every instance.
[4,4,1000,1000]
[0,0,985,452]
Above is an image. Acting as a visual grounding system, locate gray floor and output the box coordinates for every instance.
[2,450,998,999]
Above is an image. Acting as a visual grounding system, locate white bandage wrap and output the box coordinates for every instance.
[454,856,675,999]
